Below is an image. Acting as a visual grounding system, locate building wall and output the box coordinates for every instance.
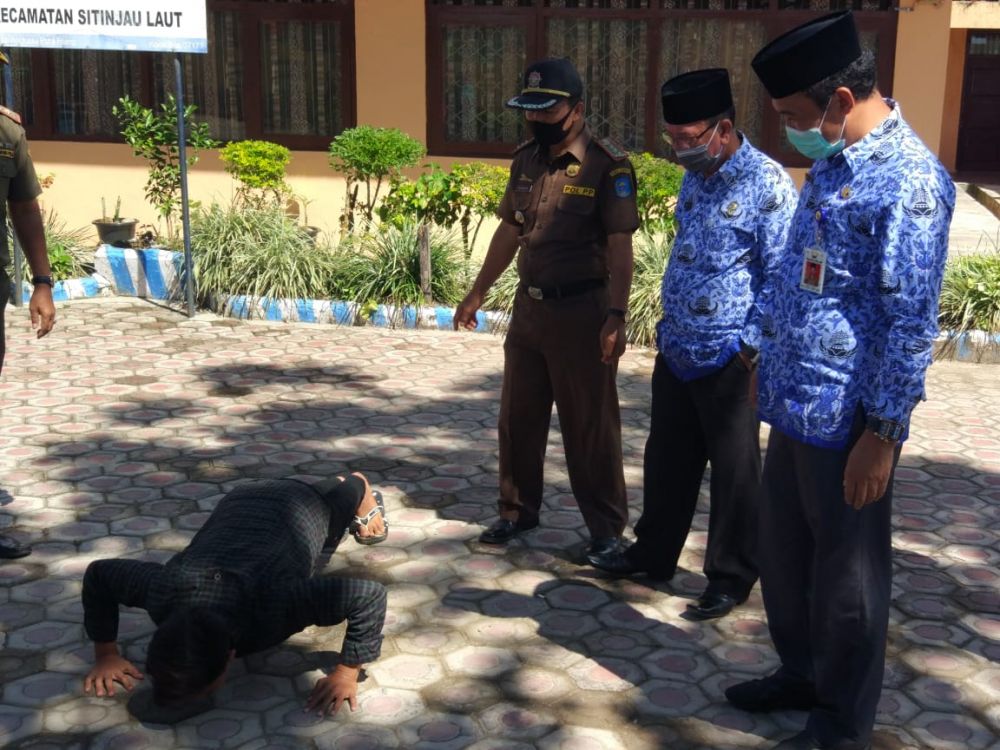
[940,27,969,172]
[26,0,997,243]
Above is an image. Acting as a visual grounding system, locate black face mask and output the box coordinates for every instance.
[529,107,575,147]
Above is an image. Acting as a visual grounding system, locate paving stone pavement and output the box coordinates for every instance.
[0,297,998,750]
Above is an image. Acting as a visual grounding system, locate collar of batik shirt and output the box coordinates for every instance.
[824,98,903,178]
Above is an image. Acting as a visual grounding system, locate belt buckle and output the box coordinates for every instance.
[527,286,544,300]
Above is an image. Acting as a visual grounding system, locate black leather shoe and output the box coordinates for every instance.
[772,730,871,750]
[584,537,623,568]
[587,548,670,581]
[725,674,818,713]
[685,591,741,620]
[0,534,31,559]
[584,536,620,557]
[478,518,537,545]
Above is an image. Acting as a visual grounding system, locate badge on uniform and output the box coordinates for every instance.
[514,210,525,224]
[566,163,580,177]
[614,175,632,198]
[800,247,827,294]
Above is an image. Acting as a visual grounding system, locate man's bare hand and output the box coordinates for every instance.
[453,291,483,331]
[305,664,361,716]
[84,654,143,697]
[599,317,626,364]
[843,431,897,510]
[29,286,56,338]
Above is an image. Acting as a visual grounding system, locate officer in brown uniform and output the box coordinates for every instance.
[454,58,639,566]
[0,49,58,560]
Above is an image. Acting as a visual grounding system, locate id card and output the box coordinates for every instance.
[800,247,827,294]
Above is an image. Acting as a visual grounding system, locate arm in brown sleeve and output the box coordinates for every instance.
[598,160,640,237]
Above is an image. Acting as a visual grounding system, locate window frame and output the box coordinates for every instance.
[425,1,897,165]
[9,0,357,150]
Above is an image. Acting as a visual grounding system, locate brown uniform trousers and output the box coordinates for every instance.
[0,108,42,373]
[495,130,640,539]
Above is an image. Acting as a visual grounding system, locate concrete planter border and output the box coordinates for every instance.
[11,274,111,303]
[95,245,186,301]
[90,246,1000,357]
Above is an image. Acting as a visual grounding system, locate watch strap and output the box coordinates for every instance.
[865,415,904,443]
[31,275,54,287]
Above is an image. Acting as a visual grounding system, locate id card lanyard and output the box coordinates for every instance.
[800,206,828,295]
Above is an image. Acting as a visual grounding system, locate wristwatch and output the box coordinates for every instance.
[31,275,54,287]
[865,415,905,443]
[606,308,627,323]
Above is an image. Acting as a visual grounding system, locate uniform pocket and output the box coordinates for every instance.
[556,193,596,216]
[0,158,16,179]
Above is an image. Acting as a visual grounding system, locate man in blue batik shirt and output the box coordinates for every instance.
[724,13,955,750]
[590,69,795,621]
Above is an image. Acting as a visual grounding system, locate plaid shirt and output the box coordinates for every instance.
[82,479,385,665]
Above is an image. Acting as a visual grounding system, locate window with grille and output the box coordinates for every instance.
[426,0,897,165]
[3,0,355,150]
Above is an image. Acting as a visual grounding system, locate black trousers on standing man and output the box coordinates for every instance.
[757,407,900,749]
[625,352,759,599]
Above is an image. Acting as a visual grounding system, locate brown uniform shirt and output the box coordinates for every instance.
[0,108,42,273]
[497,129,640,288]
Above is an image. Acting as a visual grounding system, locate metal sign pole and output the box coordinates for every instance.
[3,53,23,308]
[175,54,196,318]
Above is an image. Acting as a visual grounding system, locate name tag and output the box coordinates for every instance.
[563,185,595,197]
[800,247,827,294]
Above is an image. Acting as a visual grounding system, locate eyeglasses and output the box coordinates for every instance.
[661,122,716,151]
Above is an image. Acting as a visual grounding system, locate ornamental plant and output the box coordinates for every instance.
[631,151,684,233]
[219,140,292,209]
[328,126,425,232]
[452,161,508,272]
[113,95,218,237]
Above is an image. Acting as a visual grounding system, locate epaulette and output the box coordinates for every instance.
[0,106,22,125]
[513,138,536,154]
[595,136,628,161]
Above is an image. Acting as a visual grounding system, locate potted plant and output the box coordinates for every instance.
[93,197,138,247]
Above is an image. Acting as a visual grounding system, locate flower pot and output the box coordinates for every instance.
[301,225,321,245]
[93,219,138,248]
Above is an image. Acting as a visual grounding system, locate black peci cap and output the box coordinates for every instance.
[751,11,862,99]
[506,58,584,110]
[661,68,733,125]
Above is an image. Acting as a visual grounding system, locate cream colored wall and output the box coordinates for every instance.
[893,0,954,156]
[939,28,969,172]
[951,0,1000,28]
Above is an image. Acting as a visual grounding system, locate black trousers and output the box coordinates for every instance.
[759,408,900,748]
[628,353,760,598]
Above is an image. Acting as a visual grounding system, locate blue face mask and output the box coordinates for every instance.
[785,97,847,161]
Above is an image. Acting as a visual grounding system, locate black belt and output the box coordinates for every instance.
[521,278,605,301]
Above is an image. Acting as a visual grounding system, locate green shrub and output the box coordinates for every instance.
[219,140,291,208]
[113,95,218,236]
[631,151,684,234]
[335,222,465,314]
[328,126,425,231]
[938,242,1000,351]
[453,162,508,266]
[628,229,674,348]
[378,166,462,229]
[191,203,339,303]
[45,210,93,280]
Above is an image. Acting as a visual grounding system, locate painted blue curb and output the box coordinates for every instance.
[211,293,505,333]
[12,274,111,303]
[936,330,1000,362]
[95,245,187,301]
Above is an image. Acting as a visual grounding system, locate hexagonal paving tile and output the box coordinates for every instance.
[367,654,444,689]
[444,646,519,678]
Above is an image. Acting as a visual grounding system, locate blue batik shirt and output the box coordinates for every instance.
[657,134,796,381]
[757,102,956,449]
